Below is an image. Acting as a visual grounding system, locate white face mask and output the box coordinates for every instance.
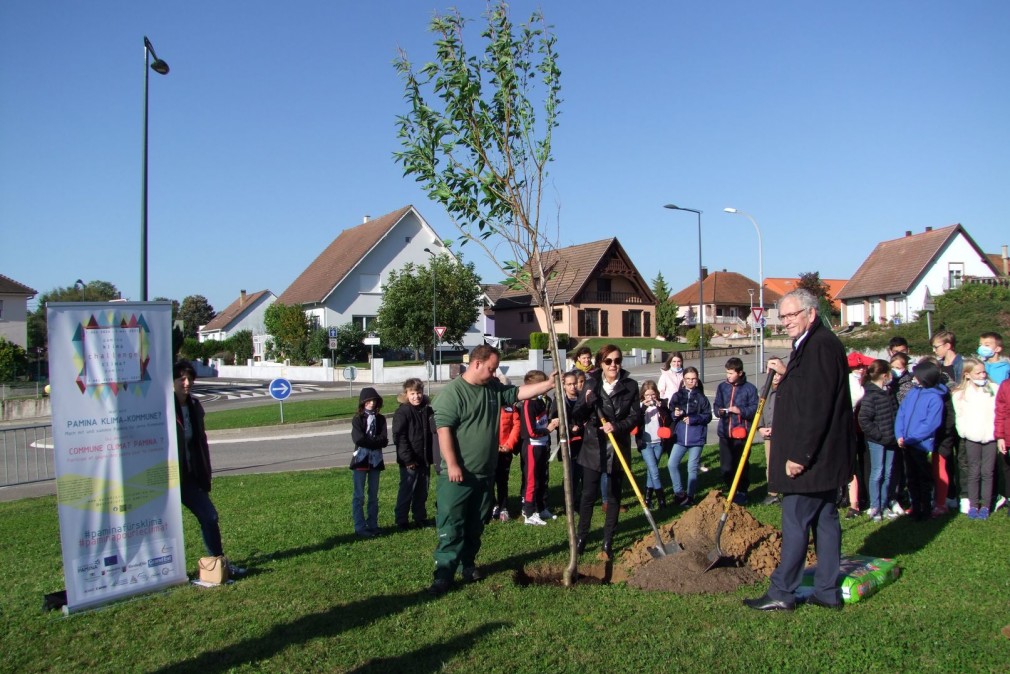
[892,368,905,378]
[972,378,988,387]
[673,367,683,373]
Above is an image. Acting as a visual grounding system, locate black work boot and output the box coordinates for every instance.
[599,539,613,562]
[657,488,667,509]
[645,488,655,510]
[576,537,586,555]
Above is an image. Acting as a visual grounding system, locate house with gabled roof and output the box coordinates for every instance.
[276,205,447,334]
[669,270,781,335]
[836,224,999,326]
[493,238,658,343]
[198,289,276,360]
[764,277,847,313]
[0,273,37,349]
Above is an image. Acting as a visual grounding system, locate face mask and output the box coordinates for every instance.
[972,378,988,387]
[892,368,904,378]
[978,345,995,359]
[673,367,683,373]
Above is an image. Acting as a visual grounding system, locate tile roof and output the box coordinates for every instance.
[201,289,272,332]
[277,205,414,306]
[835,224,994,300]
[669,271,781,306]
[482,283,507,305]
[764,277,847,310]
[0,273,37,296]
[496,238,657,307]
[986,252,1009,277]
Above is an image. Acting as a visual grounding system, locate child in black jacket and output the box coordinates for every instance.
[350,387,388,537]
[392,378,435,530]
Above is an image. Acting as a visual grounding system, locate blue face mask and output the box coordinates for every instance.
[673,367,683,373]
[892,368,904,379]
[978,345,995,359]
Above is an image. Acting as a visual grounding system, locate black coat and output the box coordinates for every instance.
[176,395,212,492]
[572,370,642,474]
[858,382,898,446]
[392,399,434,466]
[768,318,856,494]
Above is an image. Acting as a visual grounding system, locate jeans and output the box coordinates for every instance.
[181,480,223,557]
[668,444,702,497]
[866,441,896,512]
[352,468,380,533]
[394,464,430,526]
[640,442,664,490]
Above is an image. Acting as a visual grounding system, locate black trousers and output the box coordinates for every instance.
[578,465,623,544]
[719,436,750,495]
[769,491,841,605]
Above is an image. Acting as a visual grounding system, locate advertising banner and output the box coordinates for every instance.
[47,302,187,613]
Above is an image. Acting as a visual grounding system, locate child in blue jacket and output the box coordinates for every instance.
[713,358,758,504]
[668,366,712,506]
[895,361,947,521]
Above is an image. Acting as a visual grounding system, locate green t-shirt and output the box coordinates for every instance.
[433,376,518,476]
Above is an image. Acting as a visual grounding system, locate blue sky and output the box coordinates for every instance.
[2,1,1008,314]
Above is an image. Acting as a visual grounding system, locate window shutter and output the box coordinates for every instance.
[577,310,585,336]
[601,310,609,337]
[622,310,630,336]
[645,311,651,337]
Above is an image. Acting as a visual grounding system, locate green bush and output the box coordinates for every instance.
[179,337,205,361]
[529,332,549,350]
[684,324,715,349]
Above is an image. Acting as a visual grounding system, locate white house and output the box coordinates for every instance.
[0,273,37,349]
[836,224,999,326]
[276,205,451,335]
[198,289,276,361]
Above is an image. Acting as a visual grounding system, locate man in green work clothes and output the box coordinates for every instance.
[429,344,558,596]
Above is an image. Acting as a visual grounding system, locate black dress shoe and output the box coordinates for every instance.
[743,594,795,611]
[461,567,484,583]
[803,596,842,610]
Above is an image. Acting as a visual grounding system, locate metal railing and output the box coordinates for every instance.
[1,423,55,486]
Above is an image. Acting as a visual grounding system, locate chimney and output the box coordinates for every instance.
[925,226,932,232]
[1003,244,1009,275]
[363,214,370,224]
[701,266,709,280]
[240,289,247,306]
[905,230,912,237]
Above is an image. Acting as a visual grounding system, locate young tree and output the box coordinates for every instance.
[395,3,586,583]
[263,302,312,364]
[0,337,29,381]
[651,272,680,339]
[376,256,482,359]
[797,271,837,326]
[334,322,368,363]
[178,295,216,339]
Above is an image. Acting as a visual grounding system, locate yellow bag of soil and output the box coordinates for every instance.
[798,554,901,604]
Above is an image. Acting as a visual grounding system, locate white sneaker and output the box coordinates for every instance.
[499,510,510,522]
[889,501,905,516]
[538,509,557,521]
[882,508,899,520]
[995,496,1008,512]
[960,497,971,514]
[524,513,546,526]
[491,505,500,519]
[866,508,880,519]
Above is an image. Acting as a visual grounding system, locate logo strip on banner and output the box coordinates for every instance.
[47,302,188,613]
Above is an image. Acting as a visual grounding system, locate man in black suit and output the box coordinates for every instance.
[744,289,855,611]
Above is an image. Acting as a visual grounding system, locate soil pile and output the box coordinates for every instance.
[619,491,814,594]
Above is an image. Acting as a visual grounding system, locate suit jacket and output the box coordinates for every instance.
[768,317,856,494]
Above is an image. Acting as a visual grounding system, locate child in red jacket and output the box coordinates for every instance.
[493,375,521,522]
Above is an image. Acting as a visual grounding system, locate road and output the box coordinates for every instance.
[0,345,789,503]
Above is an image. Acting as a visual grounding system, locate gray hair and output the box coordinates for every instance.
[778,288,818,312]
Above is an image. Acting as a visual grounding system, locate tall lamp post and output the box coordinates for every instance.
[424,247,438,382]
[141,36,169,302]
[724,207,764,372]
[663,204,704,382]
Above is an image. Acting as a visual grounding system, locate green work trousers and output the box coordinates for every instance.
[432,471,493,581]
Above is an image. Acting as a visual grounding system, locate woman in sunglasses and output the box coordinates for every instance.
[571,344,643,560]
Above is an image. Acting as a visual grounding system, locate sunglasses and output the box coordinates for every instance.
[603,357,622,366]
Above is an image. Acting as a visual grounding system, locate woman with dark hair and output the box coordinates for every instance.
[895,360,948,521]
[572,344,642,560]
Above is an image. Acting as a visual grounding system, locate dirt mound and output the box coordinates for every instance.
[618,491,814,594]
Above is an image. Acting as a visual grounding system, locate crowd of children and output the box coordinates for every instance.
[347,329,1010,534]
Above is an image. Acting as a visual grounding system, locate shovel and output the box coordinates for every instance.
[607,430,684,559]
[705,372,776,572]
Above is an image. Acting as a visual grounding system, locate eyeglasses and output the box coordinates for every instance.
[931,343,946,350]
[780,308,808,321]
[602,357,622,366]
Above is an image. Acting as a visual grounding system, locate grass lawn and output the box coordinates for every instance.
[203,395,400,430]
[4,450,1009,672]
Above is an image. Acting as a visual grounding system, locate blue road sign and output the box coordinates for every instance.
[328,327,338,338]
[269,378,292,401]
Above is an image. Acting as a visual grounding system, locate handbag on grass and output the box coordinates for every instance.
[198,555,229,584]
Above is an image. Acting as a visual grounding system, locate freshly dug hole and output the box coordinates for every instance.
[514,562,629,587]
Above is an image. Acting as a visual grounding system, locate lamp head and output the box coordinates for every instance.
[151,59,170,75]
[723,207,738,214]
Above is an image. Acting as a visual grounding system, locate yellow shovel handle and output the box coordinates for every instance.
[607,430,648,510]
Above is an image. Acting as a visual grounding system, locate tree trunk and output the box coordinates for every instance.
[546,325,578,586]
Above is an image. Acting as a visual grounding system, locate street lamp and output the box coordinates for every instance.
[724,207,764,372]
[747,288,757,375]
[141,36,169,302]
[663,204,704,383]
[424,247,438,382]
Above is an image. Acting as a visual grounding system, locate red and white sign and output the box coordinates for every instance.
[434,326,447,340]
[752,307,764,322]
